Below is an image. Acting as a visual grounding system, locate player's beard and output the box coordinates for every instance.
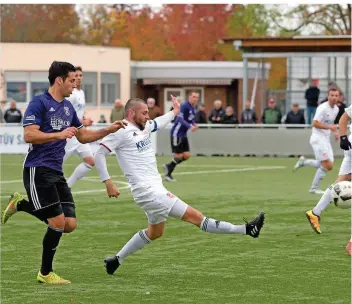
[135,122,145,130]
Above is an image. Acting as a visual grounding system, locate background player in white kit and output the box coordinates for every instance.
[293,88,340,194]
[94,96,265,275]
[305,105,351,255]
[64,67,95,188]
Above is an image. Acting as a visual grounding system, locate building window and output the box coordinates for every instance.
[31,82,48,97]
[82,72,97,105]
[6,82,27,103]
[101,73,120,105]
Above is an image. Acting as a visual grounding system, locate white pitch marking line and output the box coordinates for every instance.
[0,166,286,185]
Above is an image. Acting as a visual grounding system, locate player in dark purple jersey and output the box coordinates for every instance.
[1,61,126,284]
[164,91,199,181]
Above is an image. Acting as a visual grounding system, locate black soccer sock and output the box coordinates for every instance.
[17,199,47,224]
[41,226,63,275]
[167,157,184,174]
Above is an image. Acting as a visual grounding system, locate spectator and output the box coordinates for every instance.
[195,103,207,124]
[4,100,22,123]
[261,98,282,124]
[110,99,124,122]
[284,103,305,124]
[147,97,162,120]
[208,99,225,124]
[305,80,320,124]
[223,106,239,124]
[334,90,347,124]
[319,81,337,104]
[241,100,257,124]
[98,114,107,123]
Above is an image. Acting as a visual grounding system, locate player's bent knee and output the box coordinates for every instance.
[183,153,191,160]
[64,218,77,233]
[336,174,351,183]
[84,157,95,167]
[47,214,65,230]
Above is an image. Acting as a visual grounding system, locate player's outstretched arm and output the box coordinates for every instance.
[94,145,120,198]
[76,120,127,144]
[24,125,77,144]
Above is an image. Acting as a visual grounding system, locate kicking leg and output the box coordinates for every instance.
[66,156,94,188]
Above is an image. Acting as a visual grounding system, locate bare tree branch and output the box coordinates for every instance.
[336,4,349,33]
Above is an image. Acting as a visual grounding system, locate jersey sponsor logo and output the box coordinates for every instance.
[49,107,55,112]
[64,106,70,116]
[50,116,70,130]
[25,115,35,121]
[135,135,152,152]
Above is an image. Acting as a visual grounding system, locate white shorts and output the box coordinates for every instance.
[339,149,352,176]
[132,185,188,224]
[64,136,93,160]
[310,136,334,162]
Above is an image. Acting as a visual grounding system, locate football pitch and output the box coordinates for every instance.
[0,154,350,304]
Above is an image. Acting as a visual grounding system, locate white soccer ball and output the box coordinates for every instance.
[332,181,352,209]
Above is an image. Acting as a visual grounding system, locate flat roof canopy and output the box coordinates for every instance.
[221,36,351,53]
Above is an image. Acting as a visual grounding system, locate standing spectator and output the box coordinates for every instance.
[284,103,305,124]
[98,114,107,123]
[110,99,124,122]
[334,90,347,124]
[305,80,320,124]
[208,100,225,124]
[195,103,207,124]
[4,100,22,123]
[261,98,282,124]
[147,97,162,120]
[223,106,239,124]
[319,81,337,104]
[241,100,257,124]
[0,100,6,123]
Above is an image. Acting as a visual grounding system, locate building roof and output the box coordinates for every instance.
[221,36,352,53]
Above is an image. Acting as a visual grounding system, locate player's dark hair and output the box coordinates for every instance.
[75,66,83,72]
[124,98,146,117]
[188,90,199,96]
[48,61,76,86]
[328,88,339,95]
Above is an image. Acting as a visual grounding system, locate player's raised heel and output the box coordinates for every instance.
[244,211,265,238]
[104,256,120,275]
[305,210,321,234]
[1,192,23,224]
[37,271,71,284]
[293,156,305,172]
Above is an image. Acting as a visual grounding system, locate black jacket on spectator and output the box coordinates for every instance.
[195,110,207,124]
[222,114,239,124]
[4,108,22,123]
[241,109,257,124]
[334,102,347,124]
[285,110,305,124]
[208,108,225,124]
[305,87,320,107]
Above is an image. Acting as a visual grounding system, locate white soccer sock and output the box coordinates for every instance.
[312,185,334,216]
[310,167,327,190]
[67,163,92,188]
[200,217,246,234]
[303,159,320,168]
[116,230,151,264]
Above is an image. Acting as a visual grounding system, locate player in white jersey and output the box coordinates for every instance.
[64,67,95,188]
[94,96,265,275]
[306,105,351,253]
[293,88,340,194]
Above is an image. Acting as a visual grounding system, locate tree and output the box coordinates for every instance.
[270,4,351,36]
[1,4,80,42]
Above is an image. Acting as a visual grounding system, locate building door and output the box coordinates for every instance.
[164,88,184,112]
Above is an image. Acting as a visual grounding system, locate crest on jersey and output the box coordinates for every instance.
[64,106,70,116]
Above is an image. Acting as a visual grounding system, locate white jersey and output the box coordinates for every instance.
[100,120,161,191]
[67,88,85,120]
[311,102,339,139]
